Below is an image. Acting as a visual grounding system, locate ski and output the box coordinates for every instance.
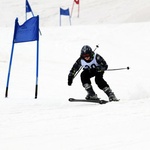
[69,98,109,104]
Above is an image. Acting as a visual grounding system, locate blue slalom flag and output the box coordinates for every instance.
[5,15,40,98]
[26,0,32,13]
[60,8,70,16]
[13,16,39,43]
[59,8,71,26]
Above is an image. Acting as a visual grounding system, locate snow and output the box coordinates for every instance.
[0,0,150,150]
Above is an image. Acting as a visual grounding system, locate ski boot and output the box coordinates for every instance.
[84,83,98,100]
[103,87,119,102]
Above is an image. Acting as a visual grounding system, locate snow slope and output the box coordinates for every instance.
[0,0,150,150]
[1,0,150,27]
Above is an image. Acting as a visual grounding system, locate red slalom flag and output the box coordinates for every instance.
[71,0,80,17]
[74,0,79,5]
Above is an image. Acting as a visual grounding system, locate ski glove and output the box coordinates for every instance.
[96,65,108,72]
[68,72,74,86]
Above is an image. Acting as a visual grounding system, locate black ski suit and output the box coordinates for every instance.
[68,52,109,90]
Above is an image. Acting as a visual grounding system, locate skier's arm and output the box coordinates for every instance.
[70,58,81,74]
[68,58,81,86]
[96,54,108,71]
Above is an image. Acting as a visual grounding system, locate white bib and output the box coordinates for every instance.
[81,54,99,69]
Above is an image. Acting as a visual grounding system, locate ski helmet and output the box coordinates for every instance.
[80,45,93,59]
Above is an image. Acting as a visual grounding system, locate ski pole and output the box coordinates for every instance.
[107,66,130,71]
[73,44,99,78]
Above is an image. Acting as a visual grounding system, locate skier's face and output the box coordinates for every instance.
[84,56,90,61]
[82,53,91,62]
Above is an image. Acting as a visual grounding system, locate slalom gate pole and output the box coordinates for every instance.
[107,67,130,71]
[73,44,99,79]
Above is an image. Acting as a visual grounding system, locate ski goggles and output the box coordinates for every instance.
[82,54,90,58]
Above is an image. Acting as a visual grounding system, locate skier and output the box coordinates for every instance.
[68,45,118,101]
